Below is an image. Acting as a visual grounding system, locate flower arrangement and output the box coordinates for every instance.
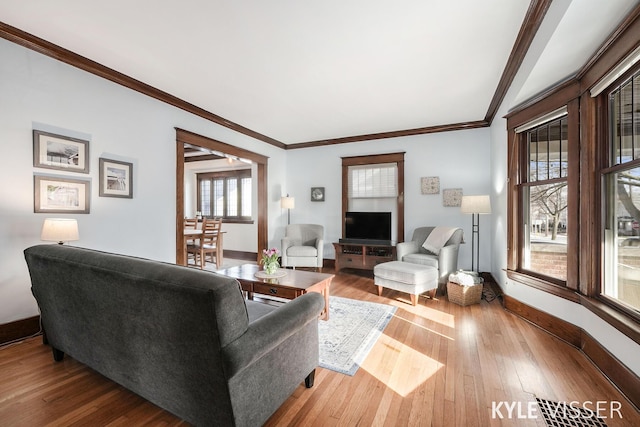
[261,248,280,275]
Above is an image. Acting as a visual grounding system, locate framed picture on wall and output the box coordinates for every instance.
[311,187,325,202]
[99,158,133,198]
[421,176,440,194]
[33,130,90,174]
[443,188,463,207]
[34,174,90,213]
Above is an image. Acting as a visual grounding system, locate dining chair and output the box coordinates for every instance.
[187,218,222,269]
[184,217,199,265]
[184,217,198,229]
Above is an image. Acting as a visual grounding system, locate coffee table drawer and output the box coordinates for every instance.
[253,283,299,299]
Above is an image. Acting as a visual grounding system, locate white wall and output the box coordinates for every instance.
[0,39,285,324]
[284,128,493,270]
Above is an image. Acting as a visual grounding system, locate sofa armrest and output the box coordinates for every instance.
[222,292,325,378]
[437,244,460,283]
[316,239,324,267]
[396,241,419,261]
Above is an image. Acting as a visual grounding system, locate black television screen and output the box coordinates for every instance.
[344,211,392,243]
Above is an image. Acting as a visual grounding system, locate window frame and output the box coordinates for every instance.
[341,152,405,242]
[505,22,640,343]
[506,94,581,301]
[597,66,640,322]
[196,169,252,223]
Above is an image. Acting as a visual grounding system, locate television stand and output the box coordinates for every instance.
[333,242,396,272]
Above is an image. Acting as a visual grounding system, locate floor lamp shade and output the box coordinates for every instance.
[460,195,492,215]
[460,195,491,272]
[280,196,295,210]
[281,195,295,225]
[41,218,79,244]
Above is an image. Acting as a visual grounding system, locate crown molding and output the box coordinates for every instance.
[484,0,553,124]
[287,120,489,149]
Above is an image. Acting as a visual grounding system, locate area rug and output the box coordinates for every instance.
[318,296,397,376]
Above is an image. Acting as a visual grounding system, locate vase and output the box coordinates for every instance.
[264,261,279,275]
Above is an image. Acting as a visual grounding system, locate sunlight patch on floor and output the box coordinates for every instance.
[391,313,454,341]
[387,299,456,329]
[361,334,444,397]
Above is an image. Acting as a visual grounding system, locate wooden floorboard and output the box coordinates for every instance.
[0,268,638,426]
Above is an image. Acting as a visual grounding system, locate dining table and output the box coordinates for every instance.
[183,227,225,268]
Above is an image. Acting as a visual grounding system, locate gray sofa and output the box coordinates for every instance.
[24,244,325,427]
[396,227,463,291]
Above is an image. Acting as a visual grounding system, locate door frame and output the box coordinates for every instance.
[175,128,268,265]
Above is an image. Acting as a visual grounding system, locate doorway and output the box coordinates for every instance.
[175,128,268,265]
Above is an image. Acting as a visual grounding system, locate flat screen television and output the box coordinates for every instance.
[342,211,392,244]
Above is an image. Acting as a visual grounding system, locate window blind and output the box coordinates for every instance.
[348,163,398,198]
[514,106,567,134]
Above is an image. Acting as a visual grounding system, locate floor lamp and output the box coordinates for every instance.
[460,195,491,272]
[281,195,295,225]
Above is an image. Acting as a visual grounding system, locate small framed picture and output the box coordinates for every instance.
[99,158,133,198]
[34,175,90,213]
[33,130,89,173]
[443,188,463,207]
[421,176,440,194]
[311,187,325,202]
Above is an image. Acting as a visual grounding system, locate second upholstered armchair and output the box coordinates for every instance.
[396,226,463,289]
[281,224,324,269]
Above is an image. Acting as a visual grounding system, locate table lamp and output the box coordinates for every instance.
[41,218,79,245]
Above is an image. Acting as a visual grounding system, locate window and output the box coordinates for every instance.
[505,15,640,343]
[197,169,251,221]
[520,117,569,283]
[602,70,640,313]
[341,153,405,243]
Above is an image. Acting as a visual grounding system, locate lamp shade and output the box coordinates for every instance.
[41,218,79,244]
[460,195,491,214]
[281,196,295,209]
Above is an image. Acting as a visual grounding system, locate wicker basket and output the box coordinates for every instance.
[447,281,483,306]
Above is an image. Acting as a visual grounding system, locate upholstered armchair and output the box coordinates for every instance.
[281,224,324,269]
[396,226,463,291]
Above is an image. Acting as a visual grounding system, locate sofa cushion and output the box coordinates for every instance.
[246,300,277,323]
[286,245,318,257]
[401,253,439,268]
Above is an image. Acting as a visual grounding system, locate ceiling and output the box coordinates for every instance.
[0,0,638,147]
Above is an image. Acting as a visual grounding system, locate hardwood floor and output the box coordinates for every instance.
[1,269,638,426]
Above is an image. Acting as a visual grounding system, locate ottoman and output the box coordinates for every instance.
[373,261,439,306]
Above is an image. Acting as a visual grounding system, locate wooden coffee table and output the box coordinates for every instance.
[216,264,333,320]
